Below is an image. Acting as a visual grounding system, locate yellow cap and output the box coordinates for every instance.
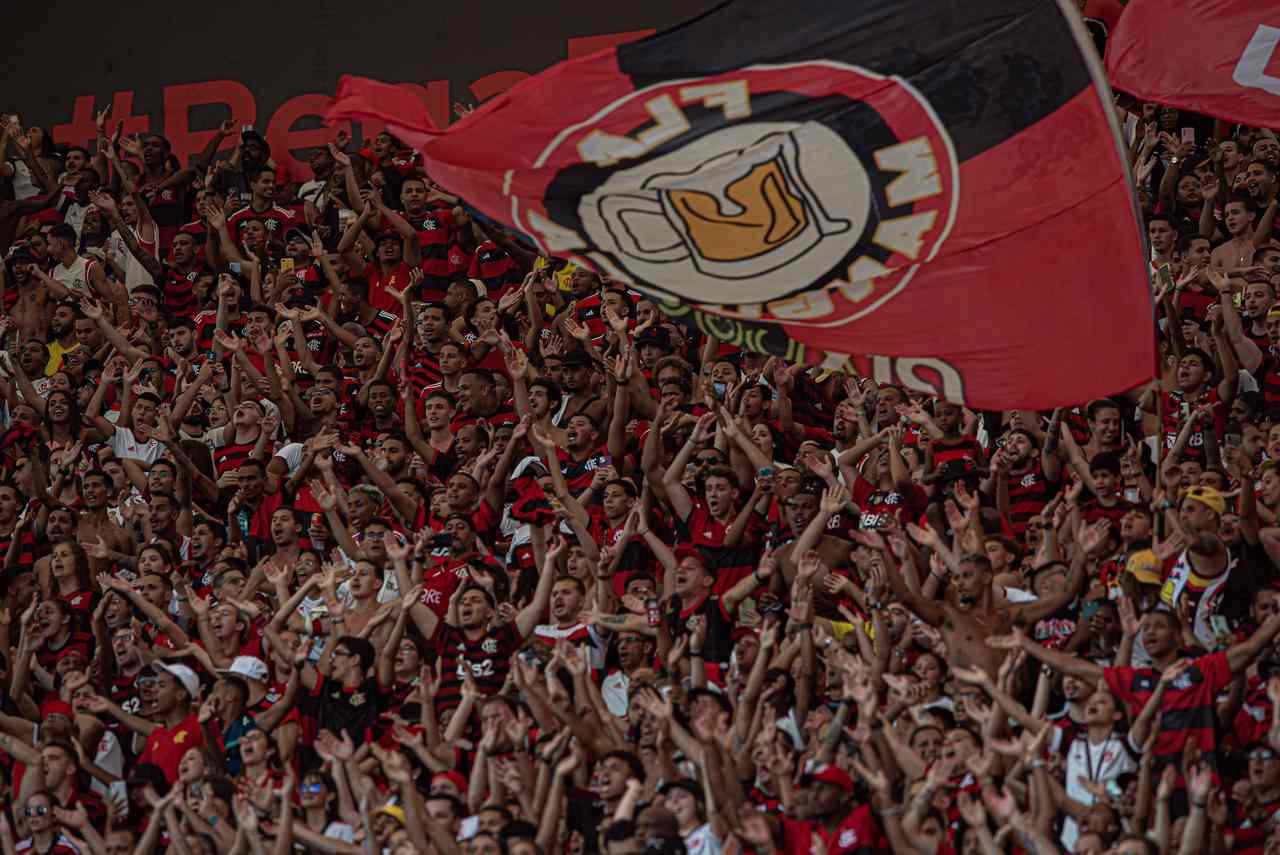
[1181,485,1226,516]
[376,805,406,824]
[1126,549,1162,585]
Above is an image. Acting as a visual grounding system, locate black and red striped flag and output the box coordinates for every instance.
[327,0,1152,409]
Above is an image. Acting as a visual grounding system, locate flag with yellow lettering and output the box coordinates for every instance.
[327,0,1153,409]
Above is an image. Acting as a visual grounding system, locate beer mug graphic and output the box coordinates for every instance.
[595,129,854,281]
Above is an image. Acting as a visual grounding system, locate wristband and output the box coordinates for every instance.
[793,622,813,630]
[689,649,703,658]
[1191,800,1207,809]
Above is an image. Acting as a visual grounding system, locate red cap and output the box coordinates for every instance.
[41,699,75,721]
[432,770,468,796]
[802,763,854,792]
[674,545,707,567]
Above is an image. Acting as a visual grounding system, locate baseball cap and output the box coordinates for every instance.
[659,779,702,800]
[561,349,592,368]
[152,662,201,701]
[674,545,708,568]
[636,326,672,351]
[373,229,401,245]
[800,762,854,792]
[376,804,406,824]
[284,224,313,244]
[41,698,74,722]
[1126,549,1162,585]
[242,128,269,149]
[431,770,468,797]
[221,655,269,684]
[1181,485,1225,515]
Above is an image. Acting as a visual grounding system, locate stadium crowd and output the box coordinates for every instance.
[1,7,1280,854]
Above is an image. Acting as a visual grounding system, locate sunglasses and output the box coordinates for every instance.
[1251,748,1277,762]
[25,806,48,817]
[300,782,324,794]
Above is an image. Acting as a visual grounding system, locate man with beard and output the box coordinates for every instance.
[985,423,1063,536]
[183,520,226,595]
[40,301,81,376]
[1220,275,1276,356]
[75,469,134,575]
[534,576,605,670]
[553,350,606,428]
[34,224,127,320]
[78,648,153,756]
[868,518,1098,679]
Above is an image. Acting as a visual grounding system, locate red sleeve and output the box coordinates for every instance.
[848,474,874,505]
[1198,651,1233,695]
[1103,666,1143,715]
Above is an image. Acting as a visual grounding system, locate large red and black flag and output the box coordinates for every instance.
[1106,0,1280,129]
[328,0,1152,410]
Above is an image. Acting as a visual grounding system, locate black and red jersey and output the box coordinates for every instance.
[468,241,521,291]
[1004,461,1057,535]
[161,263,207,319]
[1104,651,1232,775]
[1160,387,1226,464]
[849,474,927,530]
[432,622,523,713]
[929,435,984,468]
[227,203,296,243]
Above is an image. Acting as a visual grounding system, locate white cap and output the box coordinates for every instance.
[152,662,201,701]
[221,656,269,684]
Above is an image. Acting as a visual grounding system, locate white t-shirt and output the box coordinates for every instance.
[106,225,157,290]
[684,823,722,855]
[1051,728,1139,851]
[109,425,163,465]
[52,255,94,298]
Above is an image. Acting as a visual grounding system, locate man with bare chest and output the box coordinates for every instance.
[868,520,1100,678]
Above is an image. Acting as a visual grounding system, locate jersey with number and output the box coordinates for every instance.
[432,622,523,713]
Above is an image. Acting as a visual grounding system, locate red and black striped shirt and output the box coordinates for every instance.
[1104,651,1232,776]
[431,622,523,713]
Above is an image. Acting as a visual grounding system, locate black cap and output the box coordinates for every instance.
[241,128,269,149]
[285,224,313,244]
[636,325,672,351]
[561,349,592,368]
[7,247,35,265]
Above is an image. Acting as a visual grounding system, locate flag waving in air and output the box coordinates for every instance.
[1106,0,1280,130]
[328,0,1152,410]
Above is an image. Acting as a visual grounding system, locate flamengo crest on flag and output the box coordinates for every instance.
[327,0,1154,410]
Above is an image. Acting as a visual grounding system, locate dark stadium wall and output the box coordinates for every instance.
[2,0,717,178]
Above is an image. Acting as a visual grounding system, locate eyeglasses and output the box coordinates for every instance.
[695,456,720,466]
[24,806,48,817]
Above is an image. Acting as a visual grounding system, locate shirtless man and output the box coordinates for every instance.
[76,469,135,576]
[860,519,1106,678]
[1211,197,1259,272]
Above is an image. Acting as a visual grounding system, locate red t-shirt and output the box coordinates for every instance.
[139,712,205,783]
[782,806,885,855]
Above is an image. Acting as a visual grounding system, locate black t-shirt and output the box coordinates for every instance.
[298,674,385,744]
[671,593,736,665]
